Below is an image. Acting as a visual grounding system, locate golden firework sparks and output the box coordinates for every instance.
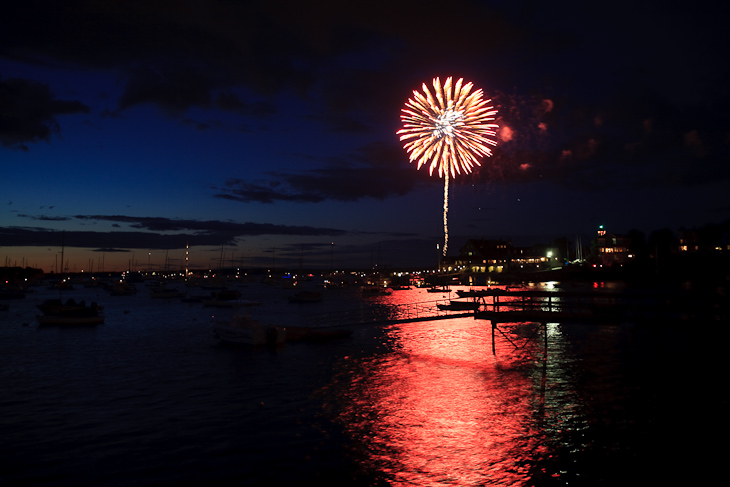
[398,77,498,178]
[397,77,498,257]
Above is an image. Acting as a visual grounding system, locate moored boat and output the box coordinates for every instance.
[203,298,262,308]
[37,314,105,325]
[288,290,323,303]
[36,298,105,325]
[150,287,182,299]
[202,289,257,307]
[212,315,285,345]
[361,285,392,296]
[0,286,27,299]
[437,300,480,311]
[285,326,352,342]
[456,289,504,298]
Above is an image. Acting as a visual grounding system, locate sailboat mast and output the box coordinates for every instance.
[60,230,65,275]
[59,230,66,300]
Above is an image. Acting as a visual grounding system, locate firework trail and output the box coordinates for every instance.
[398,77,498,256]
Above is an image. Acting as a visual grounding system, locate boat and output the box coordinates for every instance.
[36,298,105,325]
[285,326,352,342]
[104,281,138,296]
[212,315,285,345]
[36,231,106,326]
[202,289,257,307]
[212,289,241,300]
[288,290,323,303]
[47,280,74,291]
[437,300,480,311]
[36,314,105,326]
[427,285,450,293]
[180,292,206,303]
[361,285,392,296]
[203,298,262,308]
[150,286,183,299]
[456,288,504,298]
[0,286,27,300]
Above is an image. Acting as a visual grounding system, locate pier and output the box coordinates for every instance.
[301,298,472,329]
[303,288,728,355]
[469,288,727,355]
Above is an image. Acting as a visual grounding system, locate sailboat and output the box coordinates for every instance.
[37,231,105,325]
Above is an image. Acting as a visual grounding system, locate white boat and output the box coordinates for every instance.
[212,315,285,345]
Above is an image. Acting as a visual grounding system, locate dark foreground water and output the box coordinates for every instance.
[1,280,727,486]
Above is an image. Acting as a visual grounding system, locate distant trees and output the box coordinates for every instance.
[0,266,44,283]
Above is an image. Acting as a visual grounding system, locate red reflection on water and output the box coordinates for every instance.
[335,288,549,485]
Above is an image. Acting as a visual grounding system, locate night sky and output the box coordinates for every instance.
[2,0,728,272]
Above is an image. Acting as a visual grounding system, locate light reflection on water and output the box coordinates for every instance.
[320,283,728,485]
[336,325,543,484]
[327,285,577,486]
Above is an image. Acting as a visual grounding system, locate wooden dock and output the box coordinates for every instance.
[302,288,727,355]
[469,288,726,322]
[468,288,727,355]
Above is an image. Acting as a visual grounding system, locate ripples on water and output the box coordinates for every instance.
[1,281,727,486]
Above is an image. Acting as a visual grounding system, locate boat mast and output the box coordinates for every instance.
[59,230,66,300]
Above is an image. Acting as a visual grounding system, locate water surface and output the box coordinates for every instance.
[1,281,725,485]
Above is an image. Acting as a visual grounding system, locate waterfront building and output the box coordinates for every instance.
[451,239,561,274]
[595,227,632,266]
[678,227,730,253]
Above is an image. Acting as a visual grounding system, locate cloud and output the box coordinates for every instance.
[0,0,518,128]
[215,92,277,118]
[73,215,350,237]
[3,0,728,192]
[463,86,730,192]
[0,77,89,150]
[4,214,354,249]
[214,141,425,203]
[16,214,70,221]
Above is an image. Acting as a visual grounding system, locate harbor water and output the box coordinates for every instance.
[1,279,727,486]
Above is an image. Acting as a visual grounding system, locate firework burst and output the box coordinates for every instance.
[397,77,498,256]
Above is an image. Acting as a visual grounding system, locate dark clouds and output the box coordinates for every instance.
[0,1,531,127]
[3,214,352,249]
[3,0,728,185]
[468,84,730,191]
[1,0,330,113]
[214,142,423,203]
[0,78,89,150]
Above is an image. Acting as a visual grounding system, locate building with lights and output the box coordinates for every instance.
[678,228,730,253]
[595,226,632,266]
[451,239,561,274]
